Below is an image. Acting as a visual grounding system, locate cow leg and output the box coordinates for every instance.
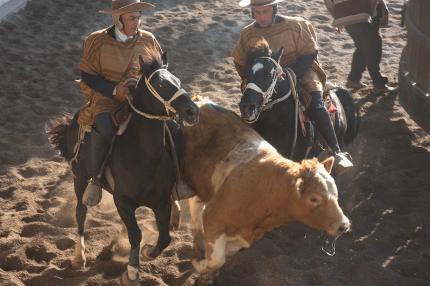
[72,177,88,269]
[141,199,172,260]
[114,196,141,283]
[189,197,205,259]
[170,199,181,231]
[193,233,226,286]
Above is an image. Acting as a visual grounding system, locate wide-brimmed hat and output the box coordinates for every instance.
[99,0,154,14]
[239,0,285,8]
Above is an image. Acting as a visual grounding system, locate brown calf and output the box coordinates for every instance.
[180,101,350,285]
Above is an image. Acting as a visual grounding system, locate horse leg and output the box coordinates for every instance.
[72,177,88,269]
[141,199,172,260]
[114,196,141,285]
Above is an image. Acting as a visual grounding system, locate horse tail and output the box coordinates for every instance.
[47,114,74,161]
[335,87,360,146]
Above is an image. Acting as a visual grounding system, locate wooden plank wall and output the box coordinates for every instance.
[406,0,430,93]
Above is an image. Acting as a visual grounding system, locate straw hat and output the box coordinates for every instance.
[99,0,154,14]
[239,0,285,8]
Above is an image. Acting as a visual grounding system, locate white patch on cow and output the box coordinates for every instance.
[252,62,264,75]
[207,234,250,269]
[211,137,264,193]
[258,140,278,154]
[316,165,338,197]
[189,197,204,233]
[208,234,227,269]
[225,235,250,257]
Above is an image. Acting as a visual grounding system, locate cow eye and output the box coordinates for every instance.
[308,195,322,207]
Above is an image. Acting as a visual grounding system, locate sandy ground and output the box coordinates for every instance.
[0,0,429,285]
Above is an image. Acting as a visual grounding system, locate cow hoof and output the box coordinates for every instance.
[141,244,160,261]
[120,271,139,286]
[71,255,86,269]
[194,277,213,286]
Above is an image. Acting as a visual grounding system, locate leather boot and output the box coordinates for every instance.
[83,113,116,207]
[311,108,353,175]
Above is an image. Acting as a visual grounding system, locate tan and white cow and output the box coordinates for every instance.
[180,101,350,285]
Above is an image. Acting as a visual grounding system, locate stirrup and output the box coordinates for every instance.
[333,152,353,175]
[82,179,103,207]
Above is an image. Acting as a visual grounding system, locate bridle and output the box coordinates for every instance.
[125,67,188,121]
[244,56,292,113]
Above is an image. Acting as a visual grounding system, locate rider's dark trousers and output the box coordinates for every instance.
[91,112,116,182]
[308,91,341,154]
[345,20,387,88]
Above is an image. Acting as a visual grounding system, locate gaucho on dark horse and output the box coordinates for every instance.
[232,0,358,174]
[48,48,198,285]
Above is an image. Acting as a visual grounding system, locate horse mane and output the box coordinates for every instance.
[246,37,272,67]
[141,46,163,68]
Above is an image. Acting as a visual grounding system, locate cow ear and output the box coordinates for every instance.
[321,157,334,174]
[295,178,304,196]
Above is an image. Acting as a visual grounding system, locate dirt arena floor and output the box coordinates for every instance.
[0,0,429,285]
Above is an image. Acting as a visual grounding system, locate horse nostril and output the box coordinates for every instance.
[186,109,195,117]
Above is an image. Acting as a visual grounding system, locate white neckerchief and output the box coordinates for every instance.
[115,27,134,43]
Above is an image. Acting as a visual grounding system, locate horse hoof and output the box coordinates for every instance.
[120,271,139,286]
[141,244,159,261]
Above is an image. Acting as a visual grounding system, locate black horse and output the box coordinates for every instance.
[239,45,359,162]
[48,48,199,285]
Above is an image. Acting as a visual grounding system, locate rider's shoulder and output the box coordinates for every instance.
[279,15,312,28]
[82,27,111,48]
[85,27,110,40]
[240,22,257,34]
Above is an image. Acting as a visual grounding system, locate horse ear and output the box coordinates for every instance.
[272,47,284,63]
[161,51,168,67]
[321,157,334,174]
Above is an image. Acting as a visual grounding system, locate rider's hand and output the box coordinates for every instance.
[114,82,129,102]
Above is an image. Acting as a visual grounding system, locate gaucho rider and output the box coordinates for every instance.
[77,0,162,206]
[232,0,353,173]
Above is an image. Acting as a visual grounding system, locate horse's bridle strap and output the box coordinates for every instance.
[125,68,187,121]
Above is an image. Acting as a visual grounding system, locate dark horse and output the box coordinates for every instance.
[48,48,199,285]
[239,44,359,163]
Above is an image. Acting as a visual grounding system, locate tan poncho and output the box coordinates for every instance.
[77,27,162,126]
[232,15,326,94]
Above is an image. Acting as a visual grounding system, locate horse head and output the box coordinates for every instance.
[133,47,199,125]
[239,38,288,123]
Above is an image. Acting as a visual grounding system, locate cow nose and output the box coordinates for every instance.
[337,221,350,235]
